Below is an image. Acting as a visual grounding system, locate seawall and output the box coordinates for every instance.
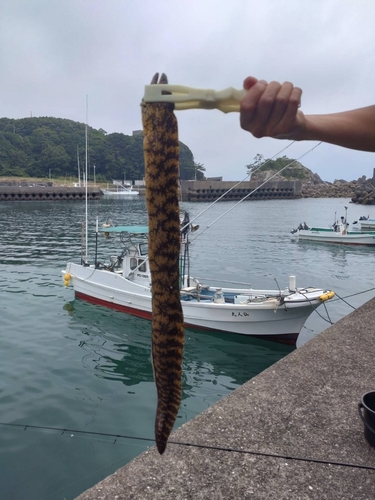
[180,179,302,202]
[76,297,375,499]
[0,180,301,202]
[0,185,102,201]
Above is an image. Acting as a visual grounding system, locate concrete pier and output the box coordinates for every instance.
[180,179,302,202]
[76,297,375,499]
[0,185,102,201]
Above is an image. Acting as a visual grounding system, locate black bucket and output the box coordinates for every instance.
[358,391,375,447]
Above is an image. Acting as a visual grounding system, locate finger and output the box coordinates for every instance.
[255,81,282,127]
[243,76,258,90]
[279,87,302,126]
[243,77,268,89]
[268,82,294,126]
[240,81,268,128]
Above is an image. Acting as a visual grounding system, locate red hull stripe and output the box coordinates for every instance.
[74,291,298,345]
[75,291,153,320]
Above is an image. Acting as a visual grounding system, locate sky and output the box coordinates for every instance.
[1,0,374,182]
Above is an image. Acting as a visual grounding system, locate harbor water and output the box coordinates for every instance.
[1,196,375,499]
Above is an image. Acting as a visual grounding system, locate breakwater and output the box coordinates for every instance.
[180,179,302,202]
[0,185,102,201]
[0,180,301,202]
[76,298,375,500]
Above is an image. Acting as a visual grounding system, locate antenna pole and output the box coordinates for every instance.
[85,95,89,261]
[77,145,81,187]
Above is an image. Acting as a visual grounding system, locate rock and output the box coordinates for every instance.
[251,163,375,204]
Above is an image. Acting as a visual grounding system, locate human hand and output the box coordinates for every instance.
[240,76,306,140]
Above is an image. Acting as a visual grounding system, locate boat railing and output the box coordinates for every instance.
[193,276,252,287]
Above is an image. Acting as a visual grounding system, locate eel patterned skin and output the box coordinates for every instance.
[142,73,185,454]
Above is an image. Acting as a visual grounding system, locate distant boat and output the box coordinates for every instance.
[358,217,375,231]
[291,207,375,246]
[101,180,139,196]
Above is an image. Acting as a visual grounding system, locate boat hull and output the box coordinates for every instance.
[360,220,375,230]
[74,290,299,345]
[64,263,327,345]
[296,230,375,246]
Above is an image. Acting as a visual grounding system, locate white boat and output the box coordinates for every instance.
[359,217,375,231]
[63,218,334,345]
[291,207,375,246]
[101,181,139,196]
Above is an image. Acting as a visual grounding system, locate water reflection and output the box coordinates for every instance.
[294,237,374,252]
[293,240,375,279]
[64,299,294,408]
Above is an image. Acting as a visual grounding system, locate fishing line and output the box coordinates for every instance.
[180,141,296,233]
[168,440,375,471]
[0,422,154,443]
[121,144,297,278]
[114,141,303,276]
[190,142,323,242]
[2,422,375,473]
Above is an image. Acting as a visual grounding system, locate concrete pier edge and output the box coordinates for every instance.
[0,185,102,201]
[76,298,375,499]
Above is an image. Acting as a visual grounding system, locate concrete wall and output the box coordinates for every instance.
[76,297,375,500]
[180,179,302,202]
[0,186,102,201]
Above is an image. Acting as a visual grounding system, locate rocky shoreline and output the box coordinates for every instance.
[302,176,375,204]
[251,163,375,205]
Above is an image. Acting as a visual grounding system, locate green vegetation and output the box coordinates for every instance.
[246,154,308,180]
[0,117,205,181]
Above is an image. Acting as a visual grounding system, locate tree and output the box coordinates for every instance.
[246,155,309,181]
[246,153,264,175]
[0,117,202,181]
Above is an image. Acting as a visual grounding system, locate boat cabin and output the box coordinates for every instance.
[123,241,151,284]
[99,225,151,284]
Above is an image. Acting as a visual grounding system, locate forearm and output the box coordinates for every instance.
[300,106,375,152]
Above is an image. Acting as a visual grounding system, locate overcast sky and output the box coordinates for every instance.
[1,0,374,182]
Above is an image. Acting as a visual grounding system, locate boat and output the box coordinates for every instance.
[63,215,335,345]
[101,180,139,196]
[358,216,375,231]
[291,207,375,246]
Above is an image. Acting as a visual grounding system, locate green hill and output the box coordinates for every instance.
[0,117,204,181]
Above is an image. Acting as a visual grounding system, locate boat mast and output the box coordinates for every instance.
[77,145,81,187]
[85,95,88,261]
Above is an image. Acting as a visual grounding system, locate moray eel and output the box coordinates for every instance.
[142,73,184,454]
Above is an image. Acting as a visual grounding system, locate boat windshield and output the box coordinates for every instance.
[139,243,148,256]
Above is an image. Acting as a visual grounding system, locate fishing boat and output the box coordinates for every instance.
[358,217,375,231]
[63,215,334,345]
[101,180,139,196]
[291,207,375,246]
